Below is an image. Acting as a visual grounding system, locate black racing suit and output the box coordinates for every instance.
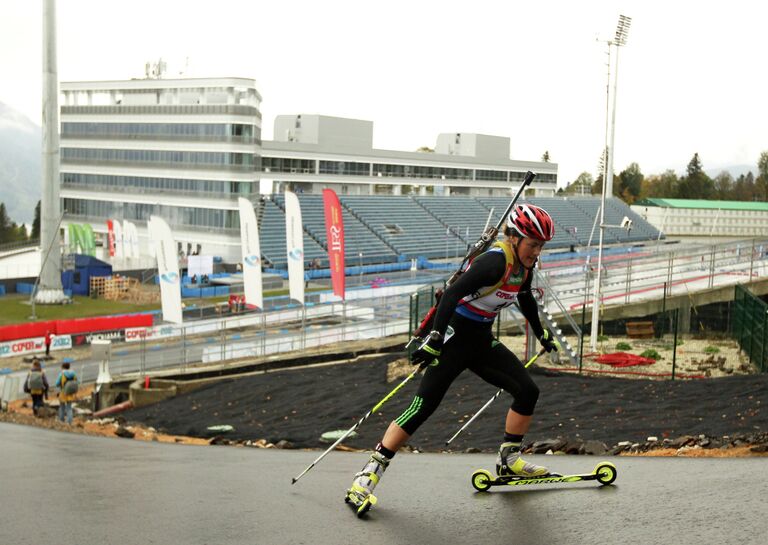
[395,250,546,435]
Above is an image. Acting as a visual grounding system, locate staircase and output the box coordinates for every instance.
[532,270,580,367]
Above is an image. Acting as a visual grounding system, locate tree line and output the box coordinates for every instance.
[0,200,40,244]
[560,151,768,204]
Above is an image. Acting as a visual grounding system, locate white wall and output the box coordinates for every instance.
[632,205,768,236]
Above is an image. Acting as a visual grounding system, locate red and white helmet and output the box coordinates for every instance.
[507,204,555,241]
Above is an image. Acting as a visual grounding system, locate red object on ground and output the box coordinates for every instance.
[594,352,656,367]
[92,400,134,418]
[144,376,151,389]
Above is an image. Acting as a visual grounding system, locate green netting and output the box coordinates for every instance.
[732,285,767,372]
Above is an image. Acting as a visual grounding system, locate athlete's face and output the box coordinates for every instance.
[514,237,545,268]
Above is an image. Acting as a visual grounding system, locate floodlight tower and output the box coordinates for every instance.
[590,14,632,352]
[34,0,67,308]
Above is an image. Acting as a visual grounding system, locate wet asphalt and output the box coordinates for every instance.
[1,422,766,545]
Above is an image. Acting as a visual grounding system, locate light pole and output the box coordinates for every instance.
[36,0,67,305]
[590,14,632,352]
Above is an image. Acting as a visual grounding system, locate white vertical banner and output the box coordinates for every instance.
[148,215,183,324]
[112,219,124,259]
[122,221,135,258]
[238,197,264,309]
[144,220,155,261]
[127,221,140,258]
[284,190,305,304]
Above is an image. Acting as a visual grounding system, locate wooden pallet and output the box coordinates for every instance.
[626,321,655,339]
[89,275,130,301]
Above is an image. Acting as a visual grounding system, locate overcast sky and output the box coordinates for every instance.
[1,0,766,187]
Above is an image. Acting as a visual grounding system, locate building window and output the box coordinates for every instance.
[61,147,254,169]
[261,157,314,174]
[476,169,507,182]
[61,122,259,143]
[318,160,369,176]
[63,198,240,230]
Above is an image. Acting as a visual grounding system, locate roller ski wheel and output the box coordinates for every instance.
[344,490,377,518]
[471,469,494,492]
[594,462,618,485]
[470,461,618,491]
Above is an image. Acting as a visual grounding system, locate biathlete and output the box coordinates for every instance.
[347,204,558,509]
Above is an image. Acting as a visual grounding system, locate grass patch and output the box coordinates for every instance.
[0,295,160,326]
[704,345,720,354]
[615,342,632,351]
[0,285,325,326]
[640,349,662,360]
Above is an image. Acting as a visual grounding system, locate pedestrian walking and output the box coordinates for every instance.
[55,362,79,424]
[23,358,49,416]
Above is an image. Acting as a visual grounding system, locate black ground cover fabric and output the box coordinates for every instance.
[125,354,768,452]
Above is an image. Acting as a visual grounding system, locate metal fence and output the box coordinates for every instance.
[733,284,768,372]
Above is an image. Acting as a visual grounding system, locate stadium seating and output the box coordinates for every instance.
[414,195,494,244]
[259,199,327,269]
[257,194,663,268]
[280,194,398,266]
[340,195,457,259]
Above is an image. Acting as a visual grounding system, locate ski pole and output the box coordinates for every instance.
[444,347,547,446]
[291,363,425,485]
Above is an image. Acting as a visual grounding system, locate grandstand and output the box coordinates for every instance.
[414,195,502,245]
[270,194,398,269]
[477,197,581,248]
[256,195,663,269]
[568,197,660,244]
[258,199,327,269]
[339,195,455,260]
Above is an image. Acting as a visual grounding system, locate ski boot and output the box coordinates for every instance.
[496,442,549,478]
[344,451,389,517]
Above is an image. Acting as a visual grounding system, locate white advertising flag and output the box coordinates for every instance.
[148,215,183,324]
[238,197,264,309]
[112,219,124,259]
[128,221,140,258]
[284,190,304,304]
[122,221,137,258]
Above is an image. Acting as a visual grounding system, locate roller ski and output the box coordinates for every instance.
[344,451,389,518]
[471,461,618,491]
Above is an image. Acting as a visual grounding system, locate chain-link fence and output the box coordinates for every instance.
[580,290,761,379]
[733,284,768,373]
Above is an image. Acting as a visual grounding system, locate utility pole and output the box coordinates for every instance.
[35,0,66,305]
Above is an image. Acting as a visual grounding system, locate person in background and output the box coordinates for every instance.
[55,362,79,425]
[306,258,321,288]
[44,330,54,357]
[23,358,49,416]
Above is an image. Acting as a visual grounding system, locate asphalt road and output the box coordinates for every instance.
[1,422,766,545]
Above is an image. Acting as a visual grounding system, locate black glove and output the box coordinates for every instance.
[538,330,558,353]
[411,331,443,366]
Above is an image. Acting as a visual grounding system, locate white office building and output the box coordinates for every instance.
[59,78,557,262]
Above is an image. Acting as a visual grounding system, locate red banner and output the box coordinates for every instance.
[106,220,116,257]
[0,314,152,342]
[322,189,345,299]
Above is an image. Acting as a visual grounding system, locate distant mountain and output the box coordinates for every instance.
[705,164,756,179]
[0,102,41,224]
